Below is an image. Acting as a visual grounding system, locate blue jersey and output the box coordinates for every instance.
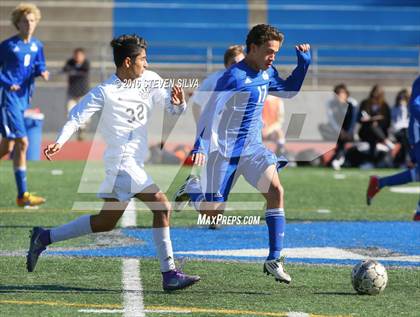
[0,35,47,110]
[408,76,420,145]
[193,48,311,157]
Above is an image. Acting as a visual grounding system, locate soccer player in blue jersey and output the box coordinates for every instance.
[175,24,311,283]
[367,75,420,221]
[0,3,49,207]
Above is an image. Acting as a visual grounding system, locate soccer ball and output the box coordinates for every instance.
[351,259,388,295]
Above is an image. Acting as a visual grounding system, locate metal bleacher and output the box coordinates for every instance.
[112,0,420,87]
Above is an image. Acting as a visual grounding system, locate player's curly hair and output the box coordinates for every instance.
[110,34,147,67]
[246,24,284,52]
[11,3,41,30]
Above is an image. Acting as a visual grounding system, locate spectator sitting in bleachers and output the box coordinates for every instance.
[358,85,394,167]
[391,88,411,167]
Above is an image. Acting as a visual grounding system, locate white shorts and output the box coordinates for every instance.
[97,162,154,202]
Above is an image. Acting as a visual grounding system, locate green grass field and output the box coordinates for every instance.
[0,161,419,317]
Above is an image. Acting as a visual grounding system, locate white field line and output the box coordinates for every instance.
[175,247,420,263]
[390,186,420,194]
[287,313,310,317]
[121,201,144,317]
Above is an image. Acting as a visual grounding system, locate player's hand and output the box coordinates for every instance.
[171,85,185,105]
[296,44,310,53]
[295,43,311,64]
[10,84,21,91]
[41,71,50,81]
[191,152,206,166]
[44,143,62,161]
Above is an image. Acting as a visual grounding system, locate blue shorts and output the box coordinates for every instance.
[0,107,26,139]
[409,141,420,165]
[0,88,28,139]
[205,146,288,202]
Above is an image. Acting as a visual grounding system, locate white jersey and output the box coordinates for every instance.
[57,71,185,171]
[190,69,225,108]
[190,69,225,153]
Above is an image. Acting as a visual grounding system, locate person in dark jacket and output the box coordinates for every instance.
[358,85,394,164]
[63,48,90,140]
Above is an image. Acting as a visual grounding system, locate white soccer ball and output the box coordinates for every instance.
[351,259,388,295]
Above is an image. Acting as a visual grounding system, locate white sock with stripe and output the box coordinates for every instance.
[50,215,92,243]
[152,227,176,272]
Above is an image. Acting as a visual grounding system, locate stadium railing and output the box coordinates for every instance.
[42,41,420,89]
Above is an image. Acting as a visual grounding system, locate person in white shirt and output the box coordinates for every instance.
[391,88,410,166]
[26,34,200,291]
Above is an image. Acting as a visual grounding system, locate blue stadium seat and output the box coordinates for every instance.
[113,0,420,67]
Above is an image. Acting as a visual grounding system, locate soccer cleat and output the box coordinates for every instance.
[413,212,420,221]
[366,176,380,206]
[162,269,201,291]
[263,257,291,284]
[26,227,47,272]
[173,175,199,212]
[17,192,46,207]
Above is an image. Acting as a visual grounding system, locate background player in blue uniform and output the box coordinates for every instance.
[0,3,49,207]
[175,24,311,283]
[367,75,420,221]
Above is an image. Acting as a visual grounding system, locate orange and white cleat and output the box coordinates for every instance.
[366,176,381,206]
[17,192,46,207]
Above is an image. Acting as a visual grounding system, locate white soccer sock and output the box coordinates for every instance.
[50,215,92,243]
[152,226,176,272]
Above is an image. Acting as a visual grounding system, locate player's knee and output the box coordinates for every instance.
[153,191,168,203]
[152,192,172,212]
[15,138,28,152]
[1,142,14,156]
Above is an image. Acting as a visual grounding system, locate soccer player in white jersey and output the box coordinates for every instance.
[26,34,200,291]
[191,45,245,124]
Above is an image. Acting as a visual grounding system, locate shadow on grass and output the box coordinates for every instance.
[0,284,121,294]
[144,289,273,296]
[314,291,358,296]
